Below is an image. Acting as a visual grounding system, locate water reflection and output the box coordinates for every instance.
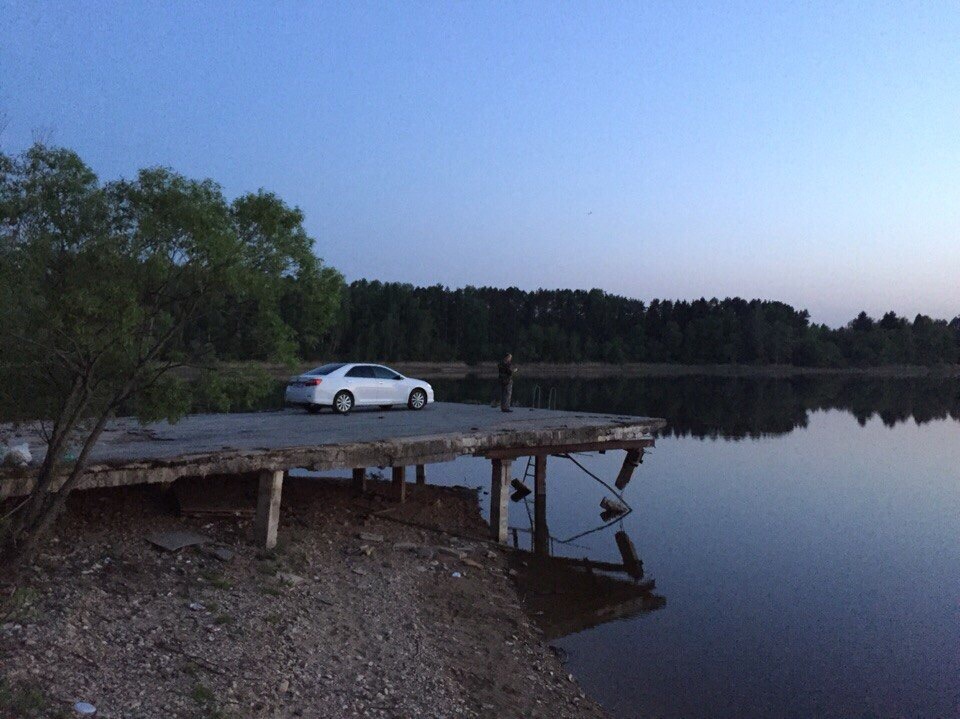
[428,378,960,718]
[511,529,665,641]
[506,448,664,641]
[432,374,960,438]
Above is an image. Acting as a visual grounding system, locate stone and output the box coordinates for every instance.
[145,530,211,552]
[277,573,306,586]
[437,547,466,560]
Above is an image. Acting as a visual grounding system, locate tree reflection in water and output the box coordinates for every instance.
[433,374,960,438]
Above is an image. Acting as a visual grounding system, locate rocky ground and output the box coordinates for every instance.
[0,476,608,718]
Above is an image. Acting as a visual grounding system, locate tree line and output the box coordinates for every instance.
[314,281,960,368]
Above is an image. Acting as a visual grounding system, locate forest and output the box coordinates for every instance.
[313,281,960,368]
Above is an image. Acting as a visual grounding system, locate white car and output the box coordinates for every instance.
[284,362,435,414]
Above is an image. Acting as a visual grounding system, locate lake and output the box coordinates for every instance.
[428,375,960,719]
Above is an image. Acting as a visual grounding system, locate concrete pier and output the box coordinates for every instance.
[1,403,664,547]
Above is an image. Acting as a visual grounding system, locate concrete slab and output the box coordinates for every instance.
[0,403,664,496]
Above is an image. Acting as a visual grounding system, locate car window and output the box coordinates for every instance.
[345,365,375,378]
[373,366,402,380]
[307,363,345,376]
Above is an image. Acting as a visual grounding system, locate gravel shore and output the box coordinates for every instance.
[1,477,608,718]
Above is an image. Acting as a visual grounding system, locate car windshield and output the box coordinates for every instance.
[306,363,346,376]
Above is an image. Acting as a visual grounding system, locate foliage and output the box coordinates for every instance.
[190,366,279,414]
[0,144,342,564]
[329,281,960,368]
[0,678,47,718]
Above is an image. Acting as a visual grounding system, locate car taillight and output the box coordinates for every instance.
[304,378,323,386]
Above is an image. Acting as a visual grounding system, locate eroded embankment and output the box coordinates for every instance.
[0,477,607,719]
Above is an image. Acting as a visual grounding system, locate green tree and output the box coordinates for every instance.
[0,145,341,566]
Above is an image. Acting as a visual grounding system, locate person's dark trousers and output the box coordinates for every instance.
[500,381,513,411]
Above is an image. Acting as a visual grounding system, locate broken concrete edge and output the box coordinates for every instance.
[0,419,664,497]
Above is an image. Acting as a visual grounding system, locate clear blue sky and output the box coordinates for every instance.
[2,1,959,326]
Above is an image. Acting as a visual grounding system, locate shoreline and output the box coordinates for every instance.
[244,360,960,381]
[1,478,609,719]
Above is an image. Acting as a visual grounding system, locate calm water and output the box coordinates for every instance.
[428,376,960,719]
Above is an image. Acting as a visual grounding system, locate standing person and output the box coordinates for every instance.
[497,353,517,412]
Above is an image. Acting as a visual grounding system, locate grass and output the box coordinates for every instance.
[1,586,40,622]
[0,678,47,717]
[201,570,233,590]
[189,681,234,719]
[214,612,234,626]
[284,547,310,573]
[190,683,216,705]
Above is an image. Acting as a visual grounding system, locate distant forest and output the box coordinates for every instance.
[316,281,960,367]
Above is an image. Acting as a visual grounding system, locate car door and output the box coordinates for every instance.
[373,365,406,403]
[343,365,380,405]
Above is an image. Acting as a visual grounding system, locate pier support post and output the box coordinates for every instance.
[352,468,366,494]
[615,448,643,490]
[490,458,512,543]
[392,466,406,503]
[615,530,644,580]
[533,454,549,556]
[254,469,284,549]
[415,464,426,485]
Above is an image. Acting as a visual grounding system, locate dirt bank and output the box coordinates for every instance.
[0,477,608,719]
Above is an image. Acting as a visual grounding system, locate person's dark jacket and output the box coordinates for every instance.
[497,360,515,385]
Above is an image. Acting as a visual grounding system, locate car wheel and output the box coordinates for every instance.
[408,388,427,410]
[307,404,322,414]
[333,391,354,414]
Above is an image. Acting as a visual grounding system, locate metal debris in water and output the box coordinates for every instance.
[599,496,628,517]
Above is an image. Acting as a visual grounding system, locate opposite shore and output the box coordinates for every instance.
[245,361,960,381]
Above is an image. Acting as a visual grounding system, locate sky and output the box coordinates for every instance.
[2,1,959,326]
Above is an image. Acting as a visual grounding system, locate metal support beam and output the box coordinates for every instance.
[254,469,284,549]
[415,464,426,485]
[352,467,366,494]
[490,458,512,543]
[533,454,549,556]
[392,465,406,503]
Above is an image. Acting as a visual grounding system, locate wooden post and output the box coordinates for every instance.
[415,464,426,485]
[533,454,549,556]
[615,448,643,490]
[352,467,366,494]
[490,458,512,543]
[392,465,406,503]
[254,469,284,549]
